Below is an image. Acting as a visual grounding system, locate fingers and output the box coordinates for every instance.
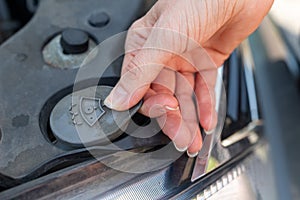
[140,93,178,118]
[175,72,202,156]
[157,110,192,151]
[151,68,176,94]
[138,69,202,156]
[140,68,178,117]
[195,69,218,132]
[141,87,192,152]
[187,128,202,157]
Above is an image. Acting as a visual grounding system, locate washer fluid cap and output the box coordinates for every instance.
[49,85,142,147]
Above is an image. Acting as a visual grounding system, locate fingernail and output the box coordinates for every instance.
[165,106,179,111]
[187,151,198,158]
[204,129,215,135]
[173,142,188,152]
[104,86,128,110]
[104,97,113,109]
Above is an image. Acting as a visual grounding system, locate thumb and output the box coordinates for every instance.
[104,28,184,111]
[104,50,173,111]
[104,55,163,111]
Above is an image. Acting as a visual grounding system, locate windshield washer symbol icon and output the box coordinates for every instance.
[79,97,106,127]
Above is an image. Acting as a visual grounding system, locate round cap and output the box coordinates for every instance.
[88,12,110,28]
[60,28,89,54]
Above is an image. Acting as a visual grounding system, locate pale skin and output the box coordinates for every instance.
[104,0,274,157]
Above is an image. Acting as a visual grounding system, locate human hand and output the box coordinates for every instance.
[104,0,273,156]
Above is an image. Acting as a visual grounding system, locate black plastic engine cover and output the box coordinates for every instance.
[0,0,146,179]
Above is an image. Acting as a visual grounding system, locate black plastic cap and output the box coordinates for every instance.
[88,12,110,28]
[60,28,89,54]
